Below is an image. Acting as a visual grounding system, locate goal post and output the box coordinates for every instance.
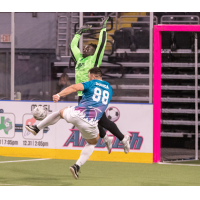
[153,25,200,162]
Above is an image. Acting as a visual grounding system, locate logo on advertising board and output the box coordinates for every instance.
[23,114,49,140]
[31,104,52,113]
[0,113,15,138]
[63,106,143,150]
[0,116,13,134]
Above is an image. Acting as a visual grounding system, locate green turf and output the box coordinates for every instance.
[0,157,200,186]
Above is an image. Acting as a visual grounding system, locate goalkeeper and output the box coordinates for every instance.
[70,16,130,154]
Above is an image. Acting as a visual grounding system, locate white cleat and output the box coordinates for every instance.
[104,137,113,154]
[122,135,130,154]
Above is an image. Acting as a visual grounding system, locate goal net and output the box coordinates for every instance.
[153,25,200,162]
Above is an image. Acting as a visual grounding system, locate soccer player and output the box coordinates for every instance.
[26,68,113,179]
[70,16,130,154]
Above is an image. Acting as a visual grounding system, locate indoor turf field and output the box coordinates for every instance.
[0,156,200,186]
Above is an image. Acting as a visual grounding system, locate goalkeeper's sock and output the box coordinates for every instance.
[98,113,124,141]
[37,110,61,130]
[76,143,95,167]
[106,122,124,141]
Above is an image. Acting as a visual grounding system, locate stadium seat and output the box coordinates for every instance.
[112,28,136,51]
[175,32,193,49]
[113,27,150,51]
[162,32,171,49]
[133,28,149,49]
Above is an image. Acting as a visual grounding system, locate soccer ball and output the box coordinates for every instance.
[105,107,120,122]
[32,106,47,121]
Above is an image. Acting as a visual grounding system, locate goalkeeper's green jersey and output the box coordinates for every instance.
[70,28,107,96]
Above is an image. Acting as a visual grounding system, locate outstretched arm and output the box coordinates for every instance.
[70,34,82,63]
[70,25,92,63]
[53,83,84,102]
[93,17,109,67]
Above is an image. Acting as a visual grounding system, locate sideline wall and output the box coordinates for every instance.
[0,101,153,163]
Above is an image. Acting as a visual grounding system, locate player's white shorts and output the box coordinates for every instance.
[63,106,99,140]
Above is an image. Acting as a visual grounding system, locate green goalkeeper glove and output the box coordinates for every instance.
[76,25,92,35]
[100,16,109,29]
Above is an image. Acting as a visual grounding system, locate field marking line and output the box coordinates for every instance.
[158,162,200,167]
[0,158,50,164]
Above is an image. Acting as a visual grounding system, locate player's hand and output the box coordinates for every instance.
[101,16,109,29]
[53,94,60,103]
[76,25,92,35]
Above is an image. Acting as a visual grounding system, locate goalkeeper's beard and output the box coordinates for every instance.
[82,53,88,58]
[82,52,92,58]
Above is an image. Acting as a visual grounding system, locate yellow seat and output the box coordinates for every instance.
[120,12,146,16]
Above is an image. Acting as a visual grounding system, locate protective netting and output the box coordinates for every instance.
[14,12,57,101]
[0,12,151,103]
[0,13,11,101]
[160,30,200,161]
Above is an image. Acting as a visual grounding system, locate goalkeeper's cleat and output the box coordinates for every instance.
[121,135,130,154]
[25,125,40,136]
[69,164,80,180]
[104,136,113,154]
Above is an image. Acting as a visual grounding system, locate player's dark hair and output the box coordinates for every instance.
[89,43,97,51]
[89,67,102,77]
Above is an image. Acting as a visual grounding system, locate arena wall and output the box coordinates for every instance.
[0,101,153,163]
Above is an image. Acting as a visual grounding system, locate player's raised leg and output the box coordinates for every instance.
[25,108,66,136]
